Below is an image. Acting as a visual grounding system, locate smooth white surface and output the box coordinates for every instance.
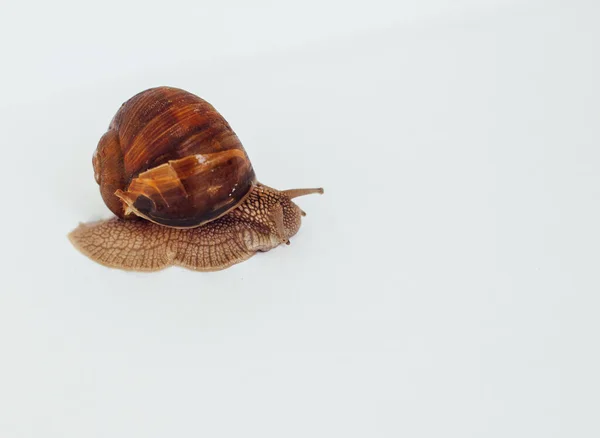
[2,0,599,436]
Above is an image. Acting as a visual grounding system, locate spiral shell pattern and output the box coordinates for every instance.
[93,87,256,228]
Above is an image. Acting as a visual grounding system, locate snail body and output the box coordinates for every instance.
[69,87,322,271]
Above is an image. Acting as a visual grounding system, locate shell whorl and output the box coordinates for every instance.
[93,86,256,228]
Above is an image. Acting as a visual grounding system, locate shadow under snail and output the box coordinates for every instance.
[69,86,323,271]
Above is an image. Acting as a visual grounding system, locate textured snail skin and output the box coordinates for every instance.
[69,185,323,272]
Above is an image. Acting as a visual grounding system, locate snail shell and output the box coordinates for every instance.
[93,87,256,228]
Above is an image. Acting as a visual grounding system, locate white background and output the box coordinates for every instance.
[1,0,599,436]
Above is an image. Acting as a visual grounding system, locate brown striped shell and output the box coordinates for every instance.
[93,86,256,228]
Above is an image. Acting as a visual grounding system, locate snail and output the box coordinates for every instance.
[69,86,323,271]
